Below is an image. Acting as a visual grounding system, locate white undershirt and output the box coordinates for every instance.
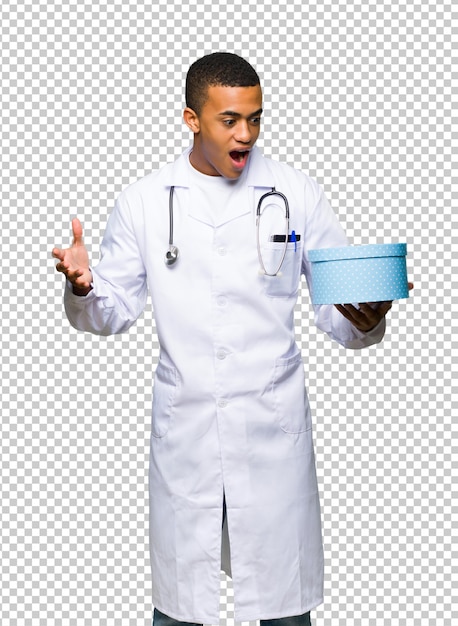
[187,153,248,225]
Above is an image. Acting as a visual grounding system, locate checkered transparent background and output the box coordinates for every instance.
[1,0,456,624]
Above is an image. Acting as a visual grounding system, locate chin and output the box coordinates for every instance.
[222,166,244,180]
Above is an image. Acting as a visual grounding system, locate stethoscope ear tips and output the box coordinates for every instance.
[165,246,179,266]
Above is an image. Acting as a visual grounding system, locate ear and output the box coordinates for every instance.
[183,107,200,134]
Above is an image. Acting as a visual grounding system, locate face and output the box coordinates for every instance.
[184,84,263,179]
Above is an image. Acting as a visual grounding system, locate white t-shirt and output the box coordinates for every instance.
[187,153,248,225]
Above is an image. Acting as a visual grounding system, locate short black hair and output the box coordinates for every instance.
[185,52,260,115]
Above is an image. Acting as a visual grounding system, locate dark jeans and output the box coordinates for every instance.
[153,607,311,626]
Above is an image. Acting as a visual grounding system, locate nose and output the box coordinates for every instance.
[234,120,252,144]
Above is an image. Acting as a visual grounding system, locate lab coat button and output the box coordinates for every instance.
[216,296,227,307]
[216,349,227,360]
[217,246,227,256]
[218,399,228,408]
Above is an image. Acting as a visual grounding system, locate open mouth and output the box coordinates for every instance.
[229,150,250,167]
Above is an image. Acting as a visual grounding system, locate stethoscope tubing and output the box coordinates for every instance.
[255,188,290,277]
[165,186,179,266]
[165,185,290,276]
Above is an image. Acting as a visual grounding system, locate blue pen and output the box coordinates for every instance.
[291,230,297,252]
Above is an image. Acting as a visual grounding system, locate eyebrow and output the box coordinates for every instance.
[218,108,263,118]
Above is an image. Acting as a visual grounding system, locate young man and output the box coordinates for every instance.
[53,53,405,626]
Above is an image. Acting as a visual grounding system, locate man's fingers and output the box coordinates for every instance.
[52,247,64,261]
[360,301,392,317]
[55,262,69,275]
[55,259,72,273]
[335,301,390,332]
[55,262,85,284]
[334,304,356,323]
[374,301,393,317]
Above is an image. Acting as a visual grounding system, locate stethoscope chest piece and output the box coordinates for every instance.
[165,245,179,266]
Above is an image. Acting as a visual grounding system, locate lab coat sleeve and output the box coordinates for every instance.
[64,194,148,336]
[302,182,385,350]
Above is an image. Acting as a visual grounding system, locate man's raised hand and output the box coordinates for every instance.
[52,218,93,296]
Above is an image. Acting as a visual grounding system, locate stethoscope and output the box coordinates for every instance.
[164,186,180,266]
[165,185,290,277]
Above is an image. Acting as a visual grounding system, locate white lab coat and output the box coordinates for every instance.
[64,147,385,623]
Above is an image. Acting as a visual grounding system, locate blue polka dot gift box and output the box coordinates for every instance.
[308,243,409,305]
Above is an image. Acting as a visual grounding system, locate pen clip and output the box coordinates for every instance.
[291,230,297,252]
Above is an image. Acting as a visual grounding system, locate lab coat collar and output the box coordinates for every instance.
[162,145,273,190]
[161,146,193,188]
[245,146,273,189]
[162,145,273,227]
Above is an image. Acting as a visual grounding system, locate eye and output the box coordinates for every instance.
[223,119,236,127]
[250,117,261,125]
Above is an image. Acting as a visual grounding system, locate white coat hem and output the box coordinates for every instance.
[152,604,217,626]
[233,597,324,623]
[152,596,324,625]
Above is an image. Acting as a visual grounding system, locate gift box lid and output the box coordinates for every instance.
[308,243,407,263]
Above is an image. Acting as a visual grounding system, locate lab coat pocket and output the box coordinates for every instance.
[152,361,179,438]
[261,242,302,298]
[272,353,312,434]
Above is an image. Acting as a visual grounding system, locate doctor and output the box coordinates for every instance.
[53,53,408,626]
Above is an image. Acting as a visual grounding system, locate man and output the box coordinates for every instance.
[53,53,408,626]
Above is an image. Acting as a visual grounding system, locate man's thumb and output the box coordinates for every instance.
[72,217,83,244]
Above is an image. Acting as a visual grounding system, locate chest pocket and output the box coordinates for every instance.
[261,240,302,298]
